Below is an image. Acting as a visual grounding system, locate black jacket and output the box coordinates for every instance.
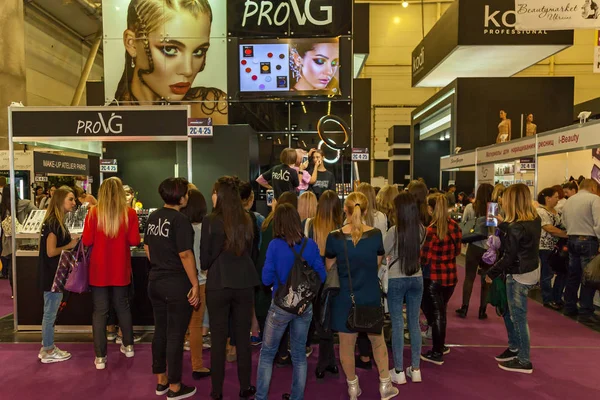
[487,218,541,280]
[200,214,260,291]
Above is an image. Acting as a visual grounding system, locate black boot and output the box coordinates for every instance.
[239,386,256,399]
[455,305,468,318]
[478,306,488,320]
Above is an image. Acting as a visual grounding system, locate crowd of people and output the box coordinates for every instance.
[28,148,600,399]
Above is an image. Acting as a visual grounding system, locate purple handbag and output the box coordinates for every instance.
[51,244,78,293]
[64,242,91,294]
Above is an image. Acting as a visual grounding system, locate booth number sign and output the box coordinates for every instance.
[100,159,118,173]
[187,118,213,137]
[352,148,369,161]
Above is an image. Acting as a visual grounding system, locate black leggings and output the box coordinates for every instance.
[422,279,455,354]
[461,245,490,310]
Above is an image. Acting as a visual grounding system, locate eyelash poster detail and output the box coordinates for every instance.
[102,0,228,124]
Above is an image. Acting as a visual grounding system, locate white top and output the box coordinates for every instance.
[192,223,207,286]
[562,189,600,238]
[513,267,540,286]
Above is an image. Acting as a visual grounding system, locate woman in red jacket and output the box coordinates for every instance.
[83,177,141,370]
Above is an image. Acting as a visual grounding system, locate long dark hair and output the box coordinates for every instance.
[473,183,494,217]
[312,190,342,256]
[181,189,207,224]
[212,176,253,256]
[408,180,431,226]
[273,204,303,246]
[393,192,422,276]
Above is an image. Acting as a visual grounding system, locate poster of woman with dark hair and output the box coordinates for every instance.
[289,41,340,95]
[102,0,228,124]
[583,0,600,19]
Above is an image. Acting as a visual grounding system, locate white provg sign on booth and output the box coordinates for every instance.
[515,0,600,30]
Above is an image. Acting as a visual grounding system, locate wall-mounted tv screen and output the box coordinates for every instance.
[229,37,350,100]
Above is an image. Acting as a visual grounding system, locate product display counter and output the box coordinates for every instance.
[14,233,154,331]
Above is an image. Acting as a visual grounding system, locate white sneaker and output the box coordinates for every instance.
[406,367,422,383]
[184,340,191,351]
[40,346,71,364]
[389,368,407,385]
[120,345,134,358]
[95,357,107,370]
[421,326,432,340]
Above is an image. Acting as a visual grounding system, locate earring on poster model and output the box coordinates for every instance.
[131,57,136,68]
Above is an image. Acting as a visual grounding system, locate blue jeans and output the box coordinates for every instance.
[539,249,567,305]
[256,303,313,400]
[388,276,423,370]
[565,237,599,316]
[42,291,63,350]
[503,276,533,364]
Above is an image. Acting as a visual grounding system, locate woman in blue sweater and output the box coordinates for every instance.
[257,204,327,400]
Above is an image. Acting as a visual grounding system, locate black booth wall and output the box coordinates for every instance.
[413,126,450,190]
[354,78,372,182]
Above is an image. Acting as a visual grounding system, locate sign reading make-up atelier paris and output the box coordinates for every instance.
[228,0,352,37]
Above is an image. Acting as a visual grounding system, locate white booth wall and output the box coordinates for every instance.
[538,149,592,189]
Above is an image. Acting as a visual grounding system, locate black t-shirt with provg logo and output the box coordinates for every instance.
[263,164,300,199]
[145,207,194,281]
[309,170,336,199]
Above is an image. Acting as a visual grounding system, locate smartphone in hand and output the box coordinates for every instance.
[266,189,275,206]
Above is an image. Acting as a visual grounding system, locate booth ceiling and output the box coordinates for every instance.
[26,0,101,42]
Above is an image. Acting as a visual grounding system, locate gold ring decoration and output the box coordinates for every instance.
[317,114,350,150]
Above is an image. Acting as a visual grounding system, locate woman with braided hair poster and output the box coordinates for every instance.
[102,0,228,124]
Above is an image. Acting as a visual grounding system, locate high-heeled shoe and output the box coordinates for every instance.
[347,376,361,400]
[455,305,468,318]
[239,385,256,399]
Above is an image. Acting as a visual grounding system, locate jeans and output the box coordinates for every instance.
[462,245,490,309]
[503,275,534,364]
[92,286,133,357]
[565,237,599,316]
[539,249,567,305]
[388,276,424,370]
[206,287,254,397]
[148,275,193,384]
[42,291,63,350]
[421,279,455,355]
[256,303,313,400]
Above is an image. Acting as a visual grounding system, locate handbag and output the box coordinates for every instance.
[548,238,569,275]
[342,234,385,334]
[583,253,600,290]
[461,216,487,244]
[486,276,508,317]
[64,242,91,294]
[51,241,80,293]
[1,215,22,237]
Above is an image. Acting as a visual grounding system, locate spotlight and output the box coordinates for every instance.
[402,1,409,8]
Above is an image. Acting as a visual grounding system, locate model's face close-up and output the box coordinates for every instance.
[527,114,533,122]
[299,43,340,90]
[500,110,506,118]
[130,11,212,102]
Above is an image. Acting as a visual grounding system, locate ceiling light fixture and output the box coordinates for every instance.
[402,1,409,8]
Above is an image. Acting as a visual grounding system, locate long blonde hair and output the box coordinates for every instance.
[298,191,317,221]
[492,184,505,203]
[355,183,376,227]
[428,193,449,239]
[313,190,342,256]
[345,192,368,246]
[97,177,129,238]
[43,186,74,237]
[503,183,538,223]
[376,185,399,225]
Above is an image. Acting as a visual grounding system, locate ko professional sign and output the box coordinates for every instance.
[228,0,352,37]
[11,108,188,138]
[34,152,90,176]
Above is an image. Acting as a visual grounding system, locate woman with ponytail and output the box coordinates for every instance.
[113,0,227,123]
[325,192,398,400]
[420,193,462,366]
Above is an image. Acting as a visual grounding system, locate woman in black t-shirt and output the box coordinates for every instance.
[144,178,200,399]
[256,148,300,199]
[308,150,336,199]
[38,186,78,364]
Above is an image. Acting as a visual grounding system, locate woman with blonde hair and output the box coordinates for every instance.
[355,183,387,236]
[420,193,462,366]
[376,185,399,229]
[298,191,317,221]
[83,177,141,369]
[486,184,541,374]
[37,186,78,364]
[325,192,398,400]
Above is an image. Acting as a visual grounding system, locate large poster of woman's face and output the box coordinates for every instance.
[102,0,228,124]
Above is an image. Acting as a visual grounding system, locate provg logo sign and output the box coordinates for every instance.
[76,113,123,135]
[413,47,425,74]
[242,0,333,27]
[483,5,547,35]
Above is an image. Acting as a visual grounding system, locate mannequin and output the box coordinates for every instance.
[496,110,511,143]
[525,114,537,136]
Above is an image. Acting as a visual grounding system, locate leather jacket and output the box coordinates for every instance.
[487,218,541,280]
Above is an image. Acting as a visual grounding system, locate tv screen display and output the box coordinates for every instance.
[237,38,341,97]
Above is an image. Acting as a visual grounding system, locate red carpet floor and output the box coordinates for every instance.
[0,266,598,399]
[0,279,13,319]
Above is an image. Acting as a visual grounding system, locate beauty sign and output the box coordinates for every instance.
[187,118,213,137]
[351,148,369,161]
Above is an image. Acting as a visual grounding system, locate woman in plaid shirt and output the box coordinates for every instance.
[420,193,462,366]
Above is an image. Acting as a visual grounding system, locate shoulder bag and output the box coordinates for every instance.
[583,254,600,290]
[343,234,385,334]
[64,242,92,294]
[460,216,487,244]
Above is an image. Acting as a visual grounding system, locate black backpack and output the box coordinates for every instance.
[274,239,321,315]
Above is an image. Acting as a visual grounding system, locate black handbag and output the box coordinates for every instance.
[342,234,384,334]
[461,216,487,244]
[548,238,569,275]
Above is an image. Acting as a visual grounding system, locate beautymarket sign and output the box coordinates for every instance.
[515,0,600,30]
